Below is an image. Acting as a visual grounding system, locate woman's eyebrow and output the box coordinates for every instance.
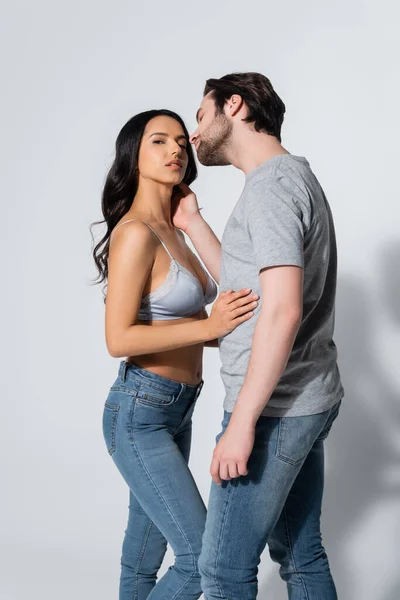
[149,132,187,140]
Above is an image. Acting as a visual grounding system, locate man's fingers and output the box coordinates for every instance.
[238,460,249,477]
[228,461,239,479]
[212,455,248,482]
[219,460,241,481]
[210,456,222,485]
[220,462,230,482]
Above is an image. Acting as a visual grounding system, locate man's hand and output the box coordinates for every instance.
[171,183,222,282]
[210,420,256,485]
[171,183,202,233]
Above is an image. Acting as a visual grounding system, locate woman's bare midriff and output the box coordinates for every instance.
[126,310,206,386]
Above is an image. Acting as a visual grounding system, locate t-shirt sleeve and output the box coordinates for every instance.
[246,178,307,273]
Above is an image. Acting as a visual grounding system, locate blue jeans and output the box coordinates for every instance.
[199,401,342,600]
[102,361,206,600]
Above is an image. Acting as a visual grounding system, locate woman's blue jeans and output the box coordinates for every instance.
[103,361,206,600]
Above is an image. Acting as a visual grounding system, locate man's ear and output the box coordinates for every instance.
[226,94,244,117]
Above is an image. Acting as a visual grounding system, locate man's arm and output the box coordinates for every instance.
[185,214,221,284]
[231,265,303,424]
[172,184,222,282]
[210,265,303,484]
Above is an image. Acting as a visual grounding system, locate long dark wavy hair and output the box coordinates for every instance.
[91,109,198,285]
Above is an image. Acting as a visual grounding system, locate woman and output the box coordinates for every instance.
[92,109,258,600]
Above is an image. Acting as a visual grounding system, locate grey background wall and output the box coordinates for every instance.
[1,1,399,598]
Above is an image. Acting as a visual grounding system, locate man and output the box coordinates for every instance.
[176,72,343,599]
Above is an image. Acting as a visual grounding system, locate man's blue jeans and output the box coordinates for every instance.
[199,401,341,600]
[103,361,206,600]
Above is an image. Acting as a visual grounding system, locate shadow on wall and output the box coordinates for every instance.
[321,245,400,600]
[258,240,400,600]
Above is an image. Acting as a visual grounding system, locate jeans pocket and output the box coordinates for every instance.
[136,385,178,408]
[276,415,325,466]
[103,402,120,455]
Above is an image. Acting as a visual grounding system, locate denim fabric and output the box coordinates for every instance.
[103,361,206,600]
[199,401,341,600]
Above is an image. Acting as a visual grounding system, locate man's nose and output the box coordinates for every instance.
[189,129,198,145]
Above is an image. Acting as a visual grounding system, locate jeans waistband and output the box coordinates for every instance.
[118,361,204,400]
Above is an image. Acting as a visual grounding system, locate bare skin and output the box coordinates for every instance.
[105,115,258,386]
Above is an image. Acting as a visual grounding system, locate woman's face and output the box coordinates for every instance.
[137,116,189,187]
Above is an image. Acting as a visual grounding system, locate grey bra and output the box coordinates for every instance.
[112,219,218,320]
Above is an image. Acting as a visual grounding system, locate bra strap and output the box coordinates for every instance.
[142,222,174,260]
[111,219,137,235]
[111,218,174,260]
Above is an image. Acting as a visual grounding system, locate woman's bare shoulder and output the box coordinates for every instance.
[110,219,157,252]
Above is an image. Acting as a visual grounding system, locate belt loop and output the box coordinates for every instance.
[120,360,128,382]
[176,383,185,401]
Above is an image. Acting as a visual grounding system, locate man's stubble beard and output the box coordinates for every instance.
[196,113,233,167]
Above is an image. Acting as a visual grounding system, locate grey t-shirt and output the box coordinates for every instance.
[219,154,343,417]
